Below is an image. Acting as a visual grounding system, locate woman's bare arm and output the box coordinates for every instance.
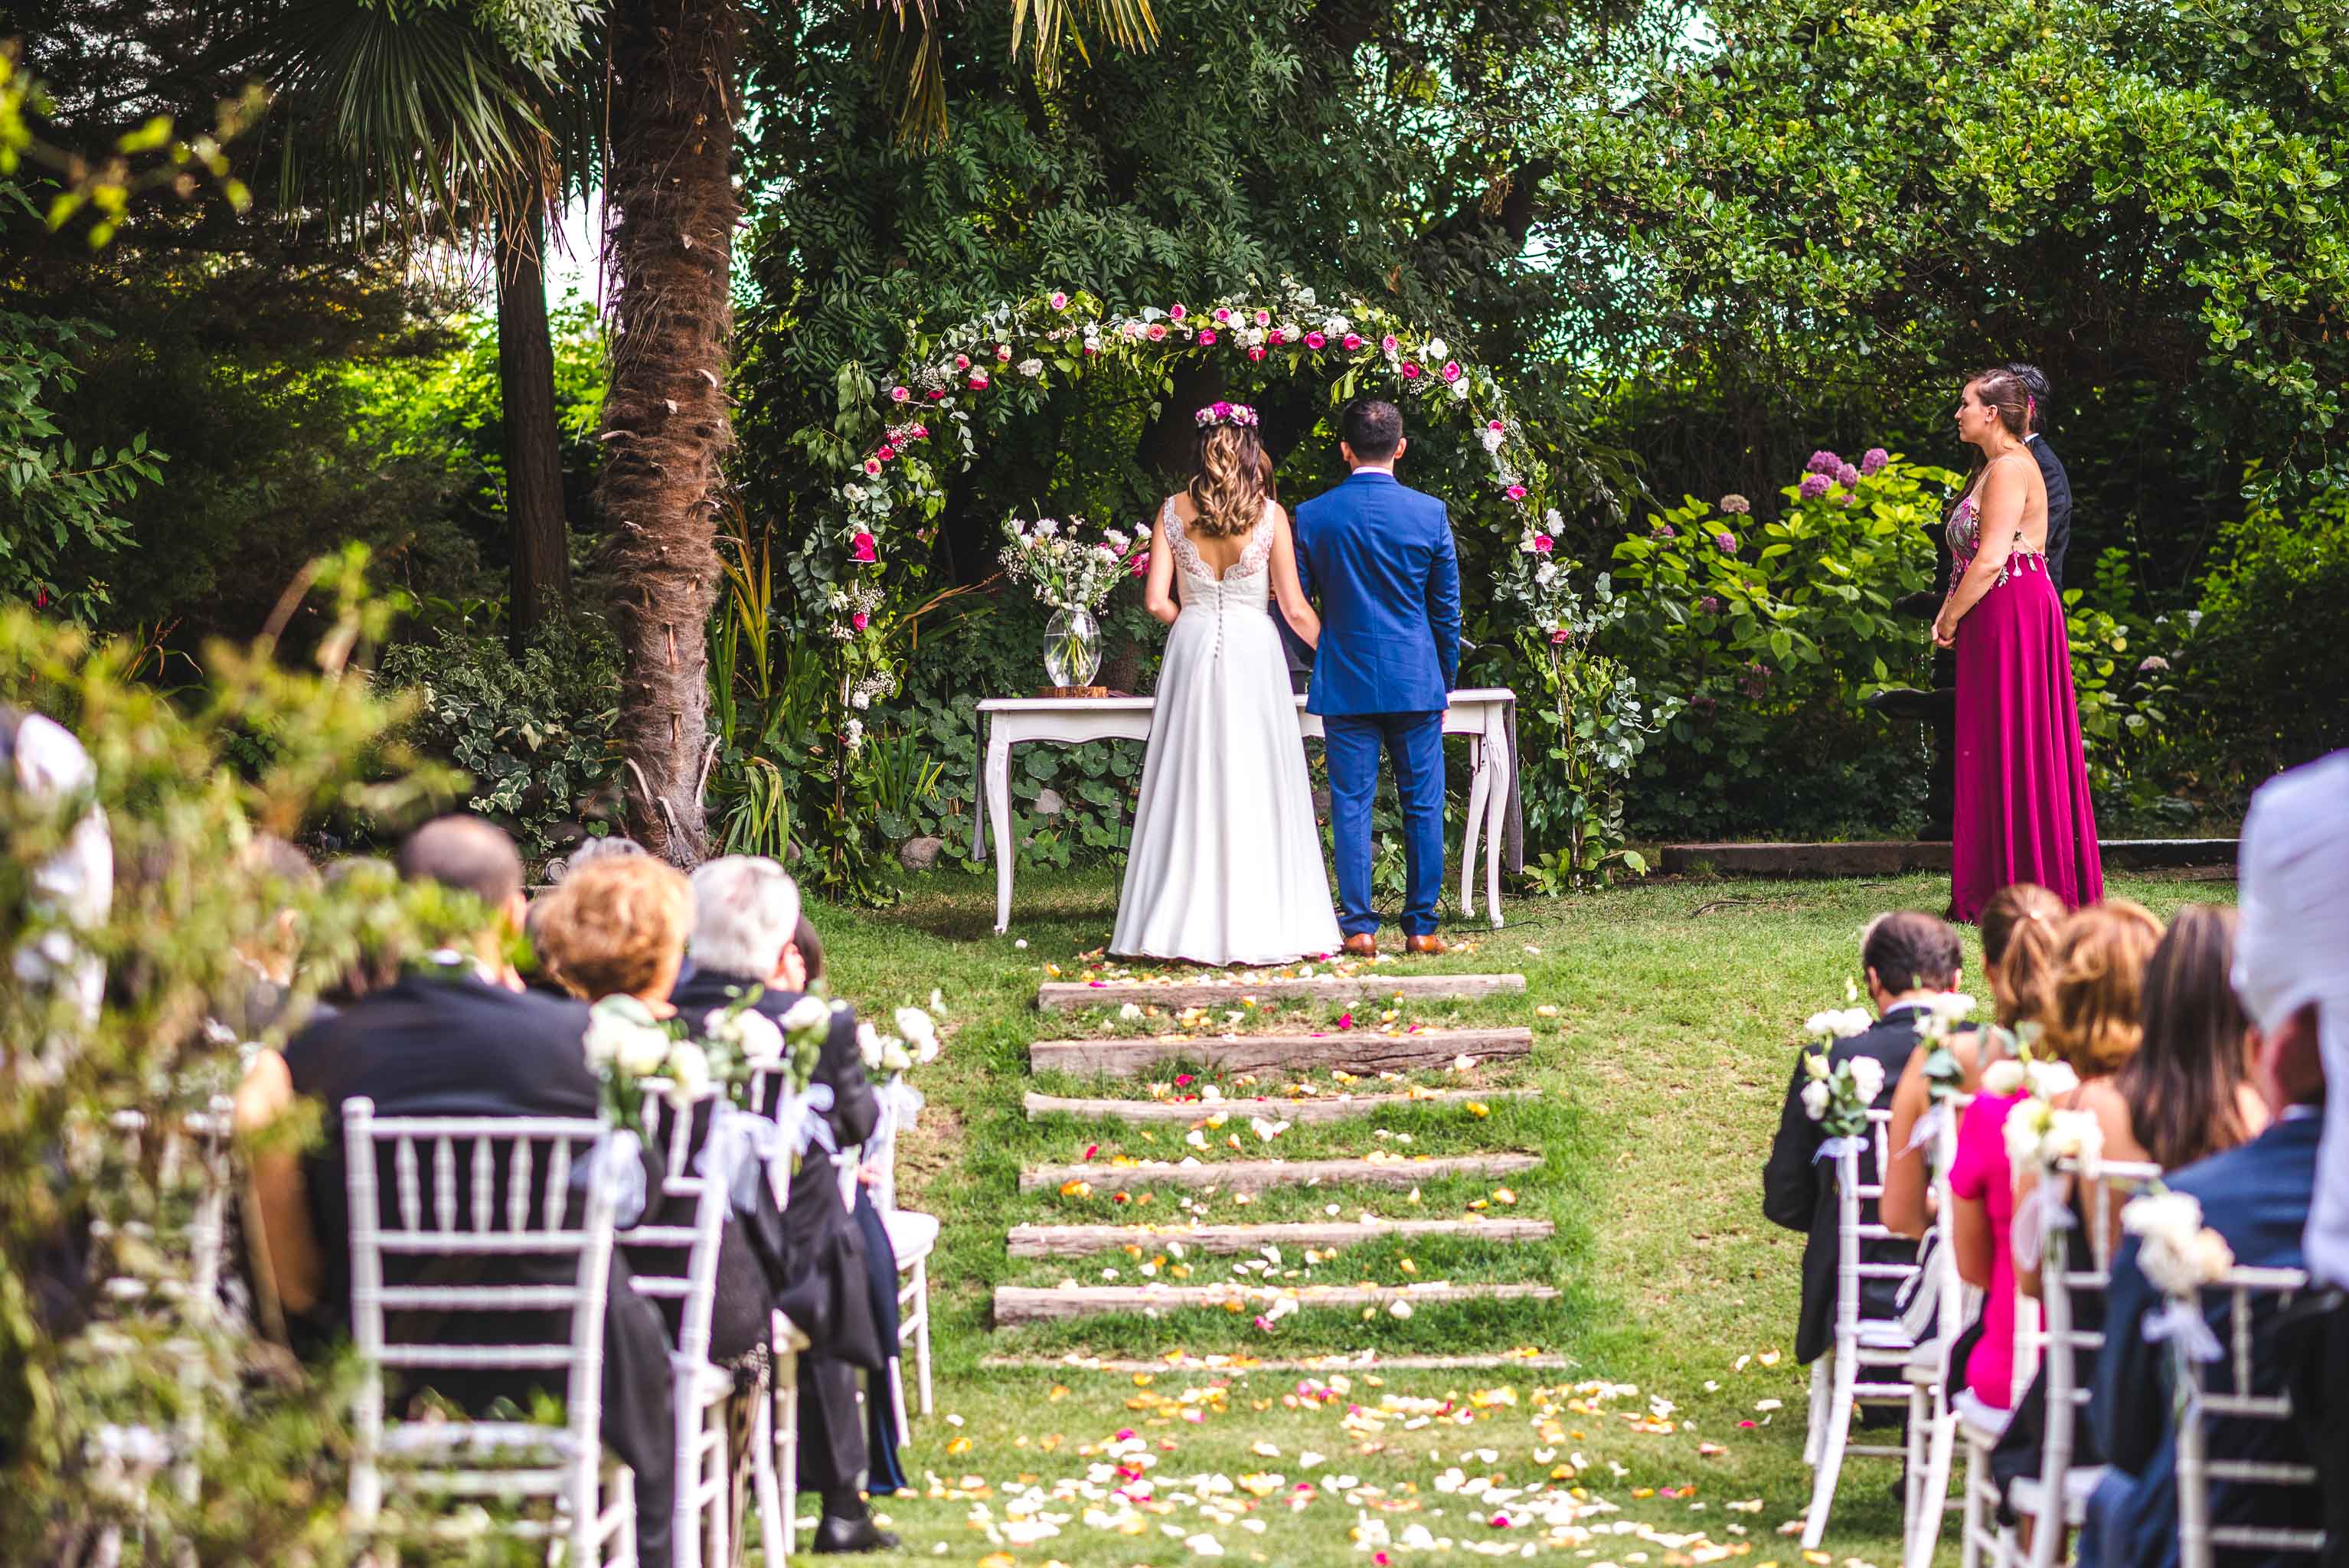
[234,1049,322,1317]
[1144,510,1179,626]
[1881,1053,1932,1240]
[1268,508,1320,647]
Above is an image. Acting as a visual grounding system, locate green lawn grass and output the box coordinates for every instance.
[807,864,2237,1566]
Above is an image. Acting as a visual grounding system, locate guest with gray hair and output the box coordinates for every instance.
[673,857,894,1553]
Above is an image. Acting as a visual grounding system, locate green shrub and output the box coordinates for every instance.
[375,615,623,867]
[2172,482,2349,809]
[1606,451,1952,839]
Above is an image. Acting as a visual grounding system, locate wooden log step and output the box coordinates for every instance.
[1036,972,1528,1012]
[1024,1087,1544,1122]
[1006,1216,1555,1257]
[995,1281,1560,1325]
[1019,1151,1540,1194]
[1031,1026,1532,1079]
[981,1351,1578,1374]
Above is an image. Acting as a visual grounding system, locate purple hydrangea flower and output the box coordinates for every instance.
[1700,595,1723,614]
[1835,462,1860,488]
[1654,522,1678,538]
[1805,449,1841,476]
[1861,447,1890,476]
[1714,531,1736,554]
[1799,473,1831,500]
[1720,493,1752,515]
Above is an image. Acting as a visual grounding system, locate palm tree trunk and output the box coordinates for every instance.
[497,178,571,645]
[594,0,741,864]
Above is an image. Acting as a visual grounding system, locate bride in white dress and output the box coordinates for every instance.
[1110,402,1344,966]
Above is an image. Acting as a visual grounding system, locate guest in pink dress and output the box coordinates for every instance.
[1950,1086,2027,1409]
[1933,368,2103,925]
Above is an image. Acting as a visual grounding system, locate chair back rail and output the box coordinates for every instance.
[2173,1267,2328,1568]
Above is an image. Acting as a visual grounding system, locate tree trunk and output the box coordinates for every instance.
[496,180,570,646]
[594,0,741,866]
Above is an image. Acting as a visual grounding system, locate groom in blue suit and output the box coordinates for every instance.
[1291,398,1462,956]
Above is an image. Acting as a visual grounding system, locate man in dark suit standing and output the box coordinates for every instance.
[2005,362,2073,595]
[236,816,678,1568]
[677,854,895,1556]
[1763,911,1962,1366]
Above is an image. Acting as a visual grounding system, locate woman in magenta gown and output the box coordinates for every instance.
[1933,368,2103,923]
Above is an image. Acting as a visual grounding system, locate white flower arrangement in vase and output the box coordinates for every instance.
[999,514,1135,688]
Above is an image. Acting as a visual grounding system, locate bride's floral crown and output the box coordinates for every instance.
[1194,401,1260,430]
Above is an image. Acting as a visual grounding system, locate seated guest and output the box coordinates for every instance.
[1885,883,2066,1238]
[2088,853,2331,1566]
[234,816,678,1568]
[677,855,894,1554]
[1764,910,1962,1367]
[2233,752,2349,1562]
[1947,890,2068,1414]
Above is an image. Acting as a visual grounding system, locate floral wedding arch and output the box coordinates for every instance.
[806,277,1595,676]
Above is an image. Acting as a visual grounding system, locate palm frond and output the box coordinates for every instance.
[871,0,1158,146]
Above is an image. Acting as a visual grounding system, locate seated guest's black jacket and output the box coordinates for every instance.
[1761,1003,1928,1365]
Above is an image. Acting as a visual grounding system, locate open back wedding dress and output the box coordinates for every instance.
[1109,498,1342,966]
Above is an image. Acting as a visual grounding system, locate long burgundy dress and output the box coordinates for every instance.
[1948,494,2103,923]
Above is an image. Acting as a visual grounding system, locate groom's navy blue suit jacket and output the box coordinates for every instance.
[1290,469,1462,715]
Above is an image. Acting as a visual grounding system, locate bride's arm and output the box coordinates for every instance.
[1269,508,1321,647]
[1933,461,2024,645]
[1143,512,1180,626]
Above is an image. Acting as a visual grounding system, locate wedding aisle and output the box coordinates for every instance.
[817,864,2233,1566]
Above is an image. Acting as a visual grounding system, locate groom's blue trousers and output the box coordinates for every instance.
[1324,710,1445,938]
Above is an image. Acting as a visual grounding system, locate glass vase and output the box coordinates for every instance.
[1044,606,1102,689]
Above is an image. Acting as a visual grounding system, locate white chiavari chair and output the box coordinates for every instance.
[2172,1266,2327,1568]
[861,1073,936,1439]
[615,1089,735,1568]
[342,1098,636,1564]
[742,1062,813,1561]
[1802,1105,1924,1547]
[1903,1091,1978,1568]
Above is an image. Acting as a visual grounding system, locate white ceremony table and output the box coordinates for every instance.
[968,688,1518,936]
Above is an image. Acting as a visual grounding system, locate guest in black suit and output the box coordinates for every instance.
[2004,362,2073,595]
[676,854,894,1556]
[1763,910,1963,1365]
[235,816,678,1568]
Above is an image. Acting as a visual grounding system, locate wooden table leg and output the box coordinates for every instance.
[988,727,1016,934]
[969,713,989,863]
[1460,731,1490,923]
[1484,709,1508,928]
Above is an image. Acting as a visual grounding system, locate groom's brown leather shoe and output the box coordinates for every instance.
[1342,933,1377,958]
[1404,933,1448,956]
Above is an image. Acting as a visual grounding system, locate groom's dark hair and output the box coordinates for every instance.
[1341,398,1403,462]
[2003,362,2050,433]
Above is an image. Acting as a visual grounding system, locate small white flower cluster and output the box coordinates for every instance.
[1980,1054,2079,1100]
[848,671,896,711]
[2123,1189,2236,1295]
[1001,514,1132,613]
[822,580,886,641]
[703,1004,786,1065]
[1797,1042,1887,1135]
[583,994,711,1104]
[858,1004,942,1076]
[1805,1006,1874,1041]
[2003,1095,2103,1168]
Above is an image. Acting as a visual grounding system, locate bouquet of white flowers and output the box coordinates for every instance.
[2123,1188,2236,1295]
[584,985,814,1132]
[1794,991,1886,1142]
[999,514,1133,614]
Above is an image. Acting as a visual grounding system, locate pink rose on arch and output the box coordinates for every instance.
[1198,328,1217,345]
[1442,362,1462,383]
[1213,307,1232,324]
[1129,550,1151,579]
[1380,334,1400,354]
[1342,333,1364,351]
[851,532,877,563]
[1050,291,1070,309]
[1401,363,1421,378]
[1169,304,1187,321]
[1253,309,1270,327]
[851,611,869,632]
[913,424,929,438]
[954,353,971,370]
[863,458,882,476]
[1861,446,1890,475]
[1488,419,1504,433]
[926,390,945,401]
[1549,627,1570,645]
[1248,347,1266,361]
[890,385,910,403]
[1504,483,1527,500]
[1533,534,1553,554]
[1146,322,1168,341]
[1305,331,1326,349]
[969,372,990,390]
[877,444,896,461]
[996,344,1013,362]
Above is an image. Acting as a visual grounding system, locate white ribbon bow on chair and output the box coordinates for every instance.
[2144,1298,2223,1364]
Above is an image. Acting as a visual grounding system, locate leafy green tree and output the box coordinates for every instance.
[0,309,162,616]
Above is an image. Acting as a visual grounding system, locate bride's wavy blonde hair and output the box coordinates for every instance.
[1187,423,1276,539]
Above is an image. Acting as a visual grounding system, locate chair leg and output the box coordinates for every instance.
[1903,1387,1927,1542]
[1801,1355,1858,1549]
[890,1356,912,1452]
[1805,1353,1834,1469]
[913,1258,933,1418]
[1907,1398,1959,1568]
[776,1349,800,1550]
[703,1399,729,1568]
[751,1390,786,1568]
[1961,1430,1992,1568]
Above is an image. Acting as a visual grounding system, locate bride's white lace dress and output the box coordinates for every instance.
[1110,498,1342,965]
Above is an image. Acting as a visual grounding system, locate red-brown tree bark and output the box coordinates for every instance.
[496,176,571,645]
